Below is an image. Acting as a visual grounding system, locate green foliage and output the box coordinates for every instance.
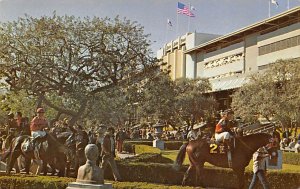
[123,140,185,153]
[0,14,156,125]
[232,59,300,129]
[123,141,153,153]
[135,145,161,154]
[121,153,173,164]
[174,78,217,124]
[164,141,185,150]
[139,73,175,121]
[282,152,300,166]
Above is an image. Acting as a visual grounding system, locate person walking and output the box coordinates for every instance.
[101,127,121,181]
[249,147,270,189]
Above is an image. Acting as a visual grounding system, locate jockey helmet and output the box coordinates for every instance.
[36,108,45,113]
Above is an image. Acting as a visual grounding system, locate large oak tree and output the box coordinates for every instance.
[0,14,157,125]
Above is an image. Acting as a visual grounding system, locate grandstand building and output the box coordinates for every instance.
[157,6,300,110]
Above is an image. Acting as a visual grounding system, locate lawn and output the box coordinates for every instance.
[161,150,300,173]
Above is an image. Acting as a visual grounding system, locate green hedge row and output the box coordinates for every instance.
[108,161,300,189]
[123,140,185,152]
[283,152,300,165]
[0,173,196,189]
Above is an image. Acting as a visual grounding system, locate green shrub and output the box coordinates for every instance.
[0,173,196,189]
[135,145,161,154]
[123,141,153,153]
[283,152,300,165]
[123,140,186,152]
[164,141,185,150]
[109,162,300,189]
[121,153,173,164]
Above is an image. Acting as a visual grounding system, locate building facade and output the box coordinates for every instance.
[157,6,300,110]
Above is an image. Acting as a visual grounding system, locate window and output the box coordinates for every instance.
[258,35,300,56]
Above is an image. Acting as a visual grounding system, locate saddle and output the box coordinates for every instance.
[209,137,235,168]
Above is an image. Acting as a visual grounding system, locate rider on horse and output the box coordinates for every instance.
[214,109,235,167]
[214,109,235,149]
[30,107,48,159]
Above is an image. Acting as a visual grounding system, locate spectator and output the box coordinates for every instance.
[288,138,296,149]
[282,129,291,143]
[272,127,281,149]
[147,132,154,140]
[249,147,270,189]
[116,129,126,153]
[294,133,300,153]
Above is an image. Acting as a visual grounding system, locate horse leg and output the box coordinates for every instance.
[42,161,48,176]
[195,163,204,187]
[6,150,20,174]
[182,165,194,186]
[24,157,31,174]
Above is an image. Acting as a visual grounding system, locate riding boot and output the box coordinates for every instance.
[224,139,232,168]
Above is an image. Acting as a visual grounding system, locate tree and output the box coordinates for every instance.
[232,59,300,131]
[0,14,157,125]
[174,78,217,128]
[138,72,175,123]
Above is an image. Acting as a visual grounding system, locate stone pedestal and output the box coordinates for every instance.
[67,182,113,189]
[153,139,164,150]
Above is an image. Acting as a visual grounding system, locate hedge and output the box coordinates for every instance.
[123,140,185,153]
[283,152,300,165]
[103,154,300,189]
[0,174,196,189]
[110,162,300,189]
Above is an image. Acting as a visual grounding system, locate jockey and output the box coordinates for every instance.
[187,125,201,141]
[30,108,48,159]
[215,109,234,150]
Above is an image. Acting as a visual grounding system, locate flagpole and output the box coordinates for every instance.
[188,3,191,32]
[287,0,290,9]
[269,0,271,18]
[176,12,179,37]
[165,23,168,44]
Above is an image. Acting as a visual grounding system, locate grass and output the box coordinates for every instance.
[161,150,300,173]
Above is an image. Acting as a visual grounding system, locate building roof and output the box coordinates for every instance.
[185,6,300,54]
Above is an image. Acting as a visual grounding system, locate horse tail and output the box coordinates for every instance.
[173,143,187,171]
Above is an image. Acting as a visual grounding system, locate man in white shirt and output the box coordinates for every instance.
[249,147,270,189]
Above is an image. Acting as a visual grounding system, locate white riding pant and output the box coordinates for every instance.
[31,130,46,138]
[215,132,231,143]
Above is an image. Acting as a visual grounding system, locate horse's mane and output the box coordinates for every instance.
[237,132,271,154]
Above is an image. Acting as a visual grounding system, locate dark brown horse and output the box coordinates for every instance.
[174,132,272,189]
[4,133,66,176]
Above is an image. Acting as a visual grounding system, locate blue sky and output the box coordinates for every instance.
[0,0,299,53]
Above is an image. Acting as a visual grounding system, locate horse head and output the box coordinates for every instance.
[238,132,272,155]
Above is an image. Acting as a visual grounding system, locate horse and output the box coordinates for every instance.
[4,133,66,176]
[174,132,272,189]
[56,130,89,177]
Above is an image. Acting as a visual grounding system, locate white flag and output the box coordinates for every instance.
[271,0,279,7]
[167,19,172,27]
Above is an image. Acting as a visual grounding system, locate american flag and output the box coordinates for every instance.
[177,2,195,17]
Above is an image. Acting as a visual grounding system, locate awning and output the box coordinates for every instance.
[209,75,249,92]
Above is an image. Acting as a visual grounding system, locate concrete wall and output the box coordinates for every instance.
[245,34,259,73]
[257,22,300,66]
[186,33,220,50]
[186,53,197,79]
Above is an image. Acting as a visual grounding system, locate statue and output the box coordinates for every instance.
[76,144,104,184]
[67,144,112,189]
